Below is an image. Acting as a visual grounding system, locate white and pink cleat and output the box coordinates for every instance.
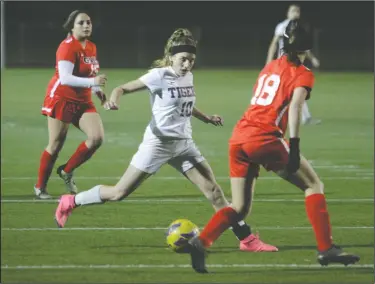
[240,233,278,252]
[55,194,76,228]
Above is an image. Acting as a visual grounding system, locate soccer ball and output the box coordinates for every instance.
[166,219,200,253]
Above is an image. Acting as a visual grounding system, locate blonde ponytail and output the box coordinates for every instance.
[151,28,196,68]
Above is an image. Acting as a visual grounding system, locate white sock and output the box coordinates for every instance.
[75,185,103,206]
[237,220,246,226]
[302,101,312,123]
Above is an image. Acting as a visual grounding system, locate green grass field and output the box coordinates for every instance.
[1,68,374,283]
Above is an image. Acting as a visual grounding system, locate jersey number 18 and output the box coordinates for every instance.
[251,74,280,106]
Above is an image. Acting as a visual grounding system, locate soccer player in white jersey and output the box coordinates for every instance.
[266,4,321,125]
[55,28,277,252]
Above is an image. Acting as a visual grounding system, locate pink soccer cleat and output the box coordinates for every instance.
[239,233,279,252]
[55,194,76,228]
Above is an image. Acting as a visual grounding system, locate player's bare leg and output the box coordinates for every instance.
[35,117,69,199]
[183,161,229,209]
[99,165,151,201]
[58,113,104,194]
[184,161,277,252]
[275,155,360,266]
[55,165,151,228]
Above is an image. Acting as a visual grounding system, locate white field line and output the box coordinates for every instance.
[1,198,373,204]
[1,264,373,270]
[2,226,373,231]
[0,176,373,181]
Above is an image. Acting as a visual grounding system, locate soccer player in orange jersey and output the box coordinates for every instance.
[34,10,108,199]
[187,20,360,273]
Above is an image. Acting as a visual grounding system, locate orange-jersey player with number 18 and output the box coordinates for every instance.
[187,20,360,274]
[230,57,313,146]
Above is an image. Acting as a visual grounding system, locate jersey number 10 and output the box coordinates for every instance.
[251,74,280,106]
[180,101,193,117]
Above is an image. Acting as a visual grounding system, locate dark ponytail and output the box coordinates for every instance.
[282,19,313,65]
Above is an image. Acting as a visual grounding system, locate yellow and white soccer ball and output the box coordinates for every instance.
[166,219,200,253]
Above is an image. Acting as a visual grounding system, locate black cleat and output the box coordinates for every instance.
[188,236,208,273]
[57,164,78,194]
[317,245,360,266]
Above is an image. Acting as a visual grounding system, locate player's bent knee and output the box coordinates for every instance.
[87,135,104,149]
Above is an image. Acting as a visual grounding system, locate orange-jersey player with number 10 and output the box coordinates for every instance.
[187,19,360,274]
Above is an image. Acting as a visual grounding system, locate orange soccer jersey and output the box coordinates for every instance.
[230,55,314,145]
[45,36,100,103]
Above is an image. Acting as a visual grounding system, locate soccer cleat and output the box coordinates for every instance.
[55,194,76,228]
[34,185,52,200]
[239,233,279,252]
[188,236,208,273]
[57,165,78,194]
[317,245,360,266]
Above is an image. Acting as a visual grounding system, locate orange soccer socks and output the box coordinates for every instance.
[64,142,97,173]
[36,150,58,189]
[305,193,333,251]
[199,207,240,247]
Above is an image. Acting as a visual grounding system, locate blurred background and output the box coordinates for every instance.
[2,1,374,70]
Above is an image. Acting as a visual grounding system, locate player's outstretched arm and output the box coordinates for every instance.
[287,87,308,173]
[192,107,223,126]
[266,36,279,64]
[104,79,147,110]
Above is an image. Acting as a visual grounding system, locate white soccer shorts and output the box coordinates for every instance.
[130,138,205,174]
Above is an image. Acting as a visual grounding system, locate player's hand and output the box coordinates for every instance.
[95,90,107,106]
[311,57,320,68]
[104,92,121,111]
[103,100,119,111]
[94,74,107,87]
[207,115,224,126]
[286,138,300,174]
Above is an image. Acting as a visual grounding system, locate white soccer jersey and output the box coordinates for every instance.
[275,19,291,57]
[139,66,196,140]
